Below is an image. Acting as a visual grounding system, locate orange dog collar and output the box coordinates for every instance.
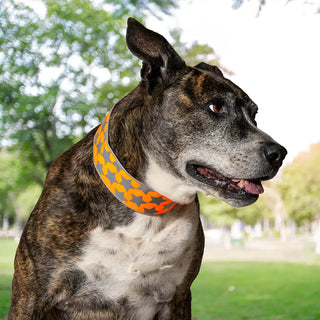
[93,106,177,215]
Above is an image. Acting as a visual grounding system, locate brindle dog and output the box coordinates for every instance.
[9,18,286,320]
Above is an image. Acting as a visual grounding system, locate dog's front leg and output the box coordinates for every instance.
[9,257,48,320]
[165,290,192,320]
[9,282,47,320]
[8,296,44,320]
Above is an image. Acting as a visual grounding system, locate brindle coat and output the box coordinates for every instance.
[9,18,286,320]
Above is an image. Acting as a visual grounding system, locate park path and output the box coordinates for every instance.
[203,237,320,265]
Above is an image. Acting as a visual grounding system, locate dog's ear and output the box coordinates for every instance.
[195,62,224,78]
[126,18,186,91]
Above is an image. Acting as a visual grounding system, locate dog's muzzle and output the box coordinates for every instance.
[260,142,287,178]
[185,141,287,207]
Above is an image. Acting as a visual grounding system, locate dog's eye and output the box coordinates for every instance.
[209,104,224,114]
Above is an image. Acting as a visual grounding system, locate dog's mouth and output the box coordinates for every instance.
[186,163,264,196]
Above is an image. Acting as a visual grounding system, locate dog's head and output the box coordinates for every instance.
[126,18,287,207]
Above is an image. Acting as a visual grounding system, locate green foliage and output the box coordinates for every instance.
[232,0,320,15]
[0,0,178,179]
[278,142,320,226]
[232,0,265,10]
[1,0,178,223]
[15,185,42,222]
[0,152,42,223]
[0,0,147,180]
[0,152,20,224]
[199,191,272,226]
[0,0,224,225]
[170,29,219,67]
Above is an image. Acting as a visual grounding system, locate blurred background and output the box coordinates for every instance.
[0,0,320,319]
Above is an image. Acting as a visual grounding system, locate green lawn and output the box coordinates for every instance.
[0,238,17,320]
[191,261,320,320]
[1,238,320,320]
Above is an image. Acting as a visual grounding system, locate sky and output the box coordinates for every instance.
[148,0,320,164]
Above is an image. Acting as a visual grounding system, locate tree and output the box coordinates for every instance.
[0,0,220,185]
[0,0,179,225]
[0,152,18,226]
[0,151,42,226]
[198,178,292,237]
[0,0,177,186]
[199,189,272,227]
[278,142,320,253]
[0,0,221,225]
[232,0,320,14]
[170,29,218,67]
[232,0,265,11]
[278,142,320,227]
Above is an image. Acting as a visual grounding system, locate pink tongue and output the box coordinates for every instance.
[244,180,264,195]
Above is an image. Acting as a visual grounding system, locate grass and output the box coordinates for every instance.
[191,261,320,320]
[0,238,17,320]
[1,238,320,320]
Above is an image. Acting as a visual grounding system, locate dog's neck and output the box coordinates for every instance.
[94,93,180,214]
[145,158,198,205]
[107,87,147,181]
[105,86,197,206]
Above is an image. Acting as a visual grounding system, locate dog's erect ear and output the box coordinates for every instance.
[195,62,224,78]
[126,18,186,89]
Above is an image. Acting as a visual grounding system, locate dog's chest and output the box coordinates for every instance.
[76,204,198,314]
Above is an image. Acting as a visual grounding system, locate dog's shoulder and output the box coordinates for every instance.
[30,125,109,223]
[18,126,112,261]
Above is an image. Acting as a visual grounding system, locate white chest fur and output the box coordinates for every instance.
[77,203,199,317]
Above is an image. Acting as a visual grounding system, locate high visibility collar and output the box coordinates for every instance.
[93,106,177,215]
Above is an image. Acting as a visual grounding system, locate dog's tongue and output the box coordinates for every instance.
[243,179,264,195]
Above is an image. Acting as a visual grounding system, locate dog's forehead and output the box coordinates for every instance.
[176,67,258,113]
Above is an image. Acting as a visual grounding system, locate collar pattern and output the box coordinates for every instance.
[93,108,177,215]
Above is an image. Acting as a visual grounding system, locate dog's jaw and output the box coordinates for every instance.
[145,157,197,205]
[144,156,262,208]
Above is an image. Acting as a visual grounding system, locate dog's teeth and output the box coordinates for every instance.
[237,179,245,188]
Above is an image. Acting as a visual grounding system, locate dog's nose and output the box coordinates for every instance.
[261,143,287,168]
